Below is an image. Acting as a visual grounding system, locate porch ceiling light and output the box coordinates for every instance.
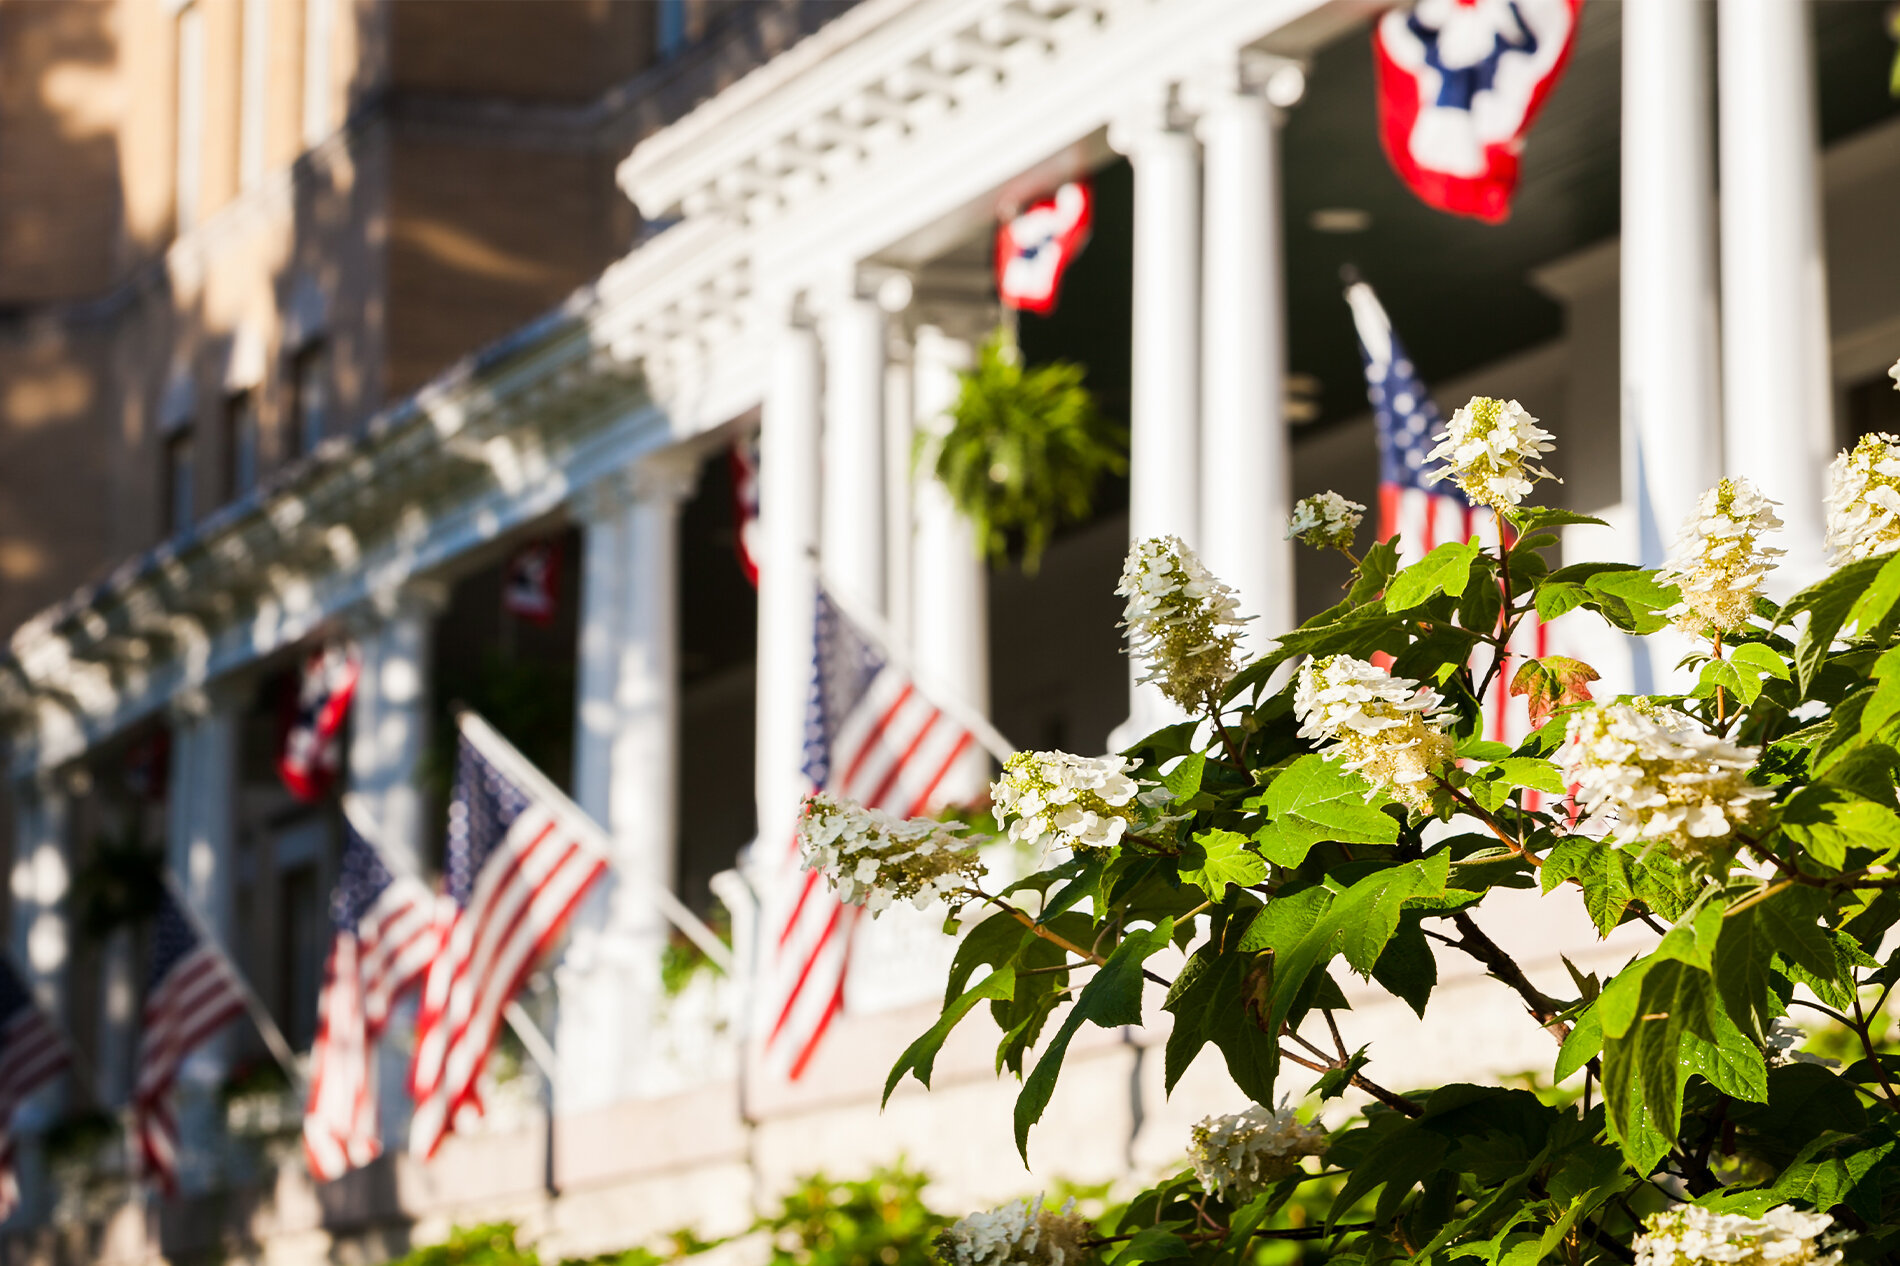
[1309,207,1372,234]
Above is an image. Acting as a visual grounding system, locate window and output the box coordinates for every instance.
[174,1,205,233]
[239,0,270,189]
[657,0,688,59]
[302,0,333,148]
[288,341,328,457]
[164,429,195,535]
[224,390,259,500]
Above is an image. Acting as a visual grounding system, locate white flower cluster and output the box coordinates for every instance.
[935,1197,1092,1266]
[1116,536,1248,710]
[1633,1204,1848,1266]
[1824,431,1900,567]
[1294,654,1456,811]
[1424,396,1558,509]
[1657,478,1784,638]
[1188,1103,1330,1204]
[1560,703,1773,863]
[797,793,985,915]
[1287,491,1366,552]
[993,751,1145,854]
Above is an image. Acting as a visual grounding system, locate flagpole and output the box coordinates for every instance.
[159,871,306,1098]
[338,794,566,1091]
[808,565,1019,766]
[451,708,736,974]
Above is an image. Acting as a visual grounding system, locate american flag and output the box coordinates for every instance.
[134,888,247,1195]
[408,713,607,1159]
[763,588,983,1083]
[1348,279,1547,753]
[303,818,439,1181]
[279,643,358,803]
[0,958,70,1219]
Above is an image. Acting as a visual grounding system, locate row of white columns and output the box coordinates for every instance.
[1115,62,1300,730]
[1621,0,1835,589]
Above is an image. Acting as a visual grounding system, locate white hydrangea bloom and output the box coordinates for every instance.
[1824,432,1900,567]
[1890,356,1899,391]
[1287,491,1366,552]
[1633,1204,1848,1266]
[797,793,984,915]
[1560,703,1773,863]
[1656,478,1784,638]
[993,751,1146,854]
[935,1197,1092,1266]
[1188,1103,1330,1203]
[1423,396,1559,509]
[1294,654,1456,811]
[1116,536,1249,710]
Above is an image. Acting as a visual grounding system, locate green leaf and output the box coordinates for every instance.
[1371,913,1437,1017]
[1682,1001,1769,1103]
[1583,569,1679,634]
[1777,785,1900,870]
[1510,508,1611,532]
[1015,919,1173,1161]
[1785,555,1890,693]
[1178,829,1267,899]
[1104,1225,1191,1266]
[1843,548,1900,647]
[1348,539,1403,607]
[1161,753,1207,802]
[1731,642,1791,680]
[1541,838,1634,936]
[1482,756,1569,796]
[886,966,1017,1104]
[1535,581,1590,622]
[1250,755,1399,866]
[1554,998,1602,1084]
[1600,958,1715,1164]
[1313,1046,1371,1101]
[1334,852,1452,977]
[1385,539,1485,611]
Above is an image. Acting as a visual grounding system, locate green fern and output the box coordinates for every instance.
[925,329,1124,571]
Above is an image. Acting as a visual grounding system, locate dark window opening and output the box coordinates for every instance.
[164,429,195,535]
[224,389,259,501]
[288,341,329,457]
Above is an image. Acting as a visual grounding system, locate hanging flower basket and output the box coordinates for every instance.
[923,327,1125,571]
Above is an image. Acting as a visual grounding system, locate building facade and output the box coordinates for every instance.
[2,0,1899,1262]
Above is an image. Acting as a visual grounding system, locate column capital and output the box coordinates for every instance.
[629,449,701,503]
[364,576,451,624]
[1107,82,1195,156]
[1182,50,1305,116]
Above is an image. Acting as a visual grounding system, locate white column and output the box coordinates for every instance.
[9,776,70,1019]
[912,323,991,803]
[1719,0,1834,588]
[1198,58,1296,646]
[347,583,446,875]
[559,455,694,1108]
[164,690,240,1193]
[822,288,887,614]
[1113,92,1203,731]
[1622,0,1723,572]
[755,312,824,849]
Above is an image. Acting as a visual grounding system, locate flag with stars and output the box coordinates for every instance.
[134,889,247,1195]
[407,713,607,1160]
[303,819,440,1182]
[0,958,70,1219]
[760,588,983,1084]
[1347,278,1548,756]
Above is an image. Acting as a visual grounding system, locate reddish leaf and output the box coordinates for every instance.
[1511,655,1601,728]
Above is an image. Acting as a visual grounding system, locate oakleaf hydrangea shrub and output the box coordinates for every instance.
[797,378,1900,1266]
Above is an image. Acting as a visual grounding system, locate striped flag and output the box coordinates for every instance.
[303,819,440,1181]
[408,713,607,1159]
[763,588,983,1083]
[0,959,70,1219]
[134,889,247,1195]
[1347,279,1548,755]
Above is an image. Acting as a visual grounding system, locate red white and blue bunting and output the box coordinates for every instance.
[1374,0,1583,223]
[995,180,1093,315]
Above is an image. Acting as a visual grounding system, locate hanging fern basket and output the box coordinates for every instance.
[923,327,1125,571]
